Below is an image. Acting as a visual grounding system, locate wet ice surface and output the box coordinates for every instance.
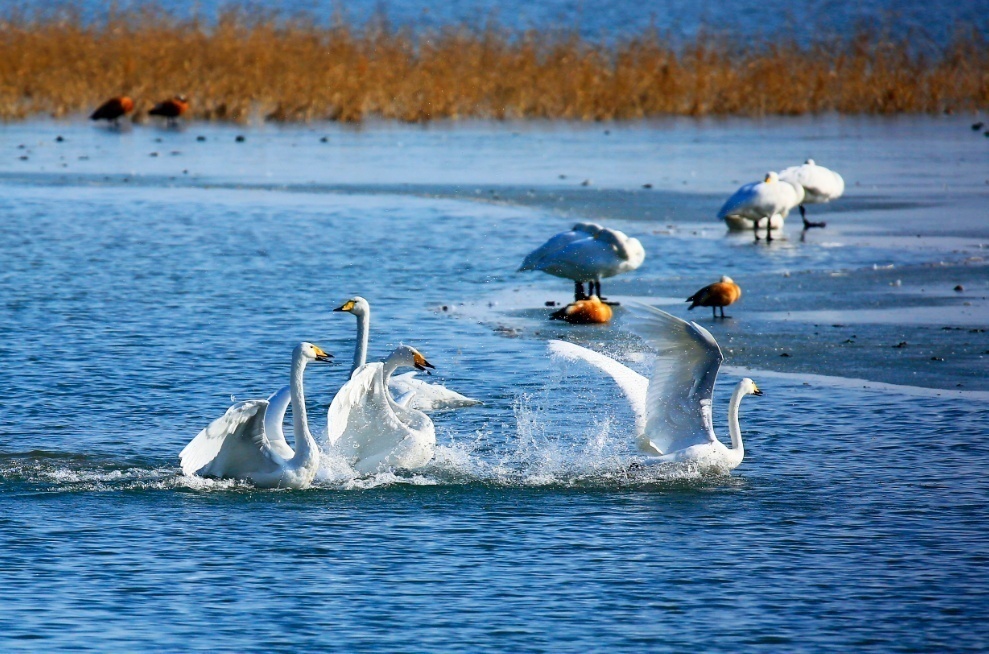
[1,116,988,651]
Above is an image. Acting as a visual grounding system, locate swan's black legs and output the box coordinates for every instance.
[765,216,774,242]
[800,205,827,230]
[574,281,588,301]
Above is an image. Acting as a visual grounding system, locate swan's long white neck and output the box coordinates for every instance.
[726,381,748,460]
[352,307,370,373]
[288,349,318,468]
[382,353,406,384]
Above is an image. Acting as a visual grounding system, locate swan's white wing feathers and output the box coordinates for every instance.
[327,363,436,473]
[389,371,482,411]
[547,340,648,434]
[779,162,845,203]
[392,388,416,408]
[519,230,589,271]
[326,364,379,446]
[180,400,283,477]
[627,303,724,455]
[717,182,761,220]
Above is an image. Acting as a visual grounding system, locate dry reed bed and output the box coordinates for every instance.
[0,10,986,122]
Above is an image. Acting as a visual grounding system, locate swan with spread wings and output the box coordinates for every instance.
[180,342,333,488]
[549,304,762,473]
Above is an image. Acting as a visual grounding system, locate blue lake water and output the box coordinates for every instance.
[1,116,988,651]
[11,0,989,45]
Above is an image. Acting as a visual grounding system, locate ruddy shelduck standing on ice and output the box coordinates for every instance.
[90,96,134,124]
[686,276,742,319]
[148,95,189,124]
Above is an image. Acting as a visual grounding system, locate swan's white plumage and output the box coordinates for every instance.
[629,304,723,455]
[389,371,482,410]
[180,399,280,478]
[779,159,844,204]
[335,296,480,411]
[327,348,436,474]
[179,342,328,488]
[262,385,293,458]
[547,340,648,434]
[718,171,801,232]
[524,227,644,282]
[518,222,603,272]
[548,304,761,473]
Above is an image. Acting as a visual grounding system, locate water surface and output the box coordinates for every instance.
[1,116,988,651]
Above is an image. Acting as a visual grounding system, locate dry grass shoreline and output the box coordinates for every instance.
[1,8,987,123]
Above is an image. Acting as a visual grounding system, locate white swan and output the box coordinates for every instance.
[327,344,437,474]
[519,225,645,300]
[334,296,481,410]
[779,159,844,228]
[718,171,803,241]
[179,342,333,488]
[548,304,762,474]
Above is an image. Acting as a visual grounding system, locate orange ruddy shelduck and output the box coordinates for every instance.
[686,276,742,319]
[550,295,613,324]
[149,95,189,123]
[90,96,134,123]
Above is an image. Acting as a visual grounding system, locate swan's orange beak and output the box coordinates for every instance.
[413,352,435,374]
[313,345,334,363]
[752,385,763,396]
[334,300,356,313]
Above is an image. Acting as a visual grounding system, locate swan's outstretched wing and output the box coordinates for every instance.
[626,302,724,455]
[547,340,648,434]
[389,371,482,411]
[327,363,436,473]
[180,400,284,477]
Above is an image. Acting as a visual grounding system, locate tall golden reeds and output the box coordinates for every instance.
[0,6,985,123]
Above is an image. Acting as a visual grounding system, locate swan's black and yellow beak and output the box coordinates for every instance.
[313,345,334,363]
[334,300,356,313]
[752,385,763,396]
[413,352,435,374]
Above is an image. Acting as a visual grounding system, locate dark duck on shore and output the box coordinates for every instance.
[149,95,189,124]
[90,96,134,124]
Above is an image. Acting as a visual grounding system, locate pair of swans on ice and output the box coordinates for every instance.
[719,160,844,241]
[180,297,480,488]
